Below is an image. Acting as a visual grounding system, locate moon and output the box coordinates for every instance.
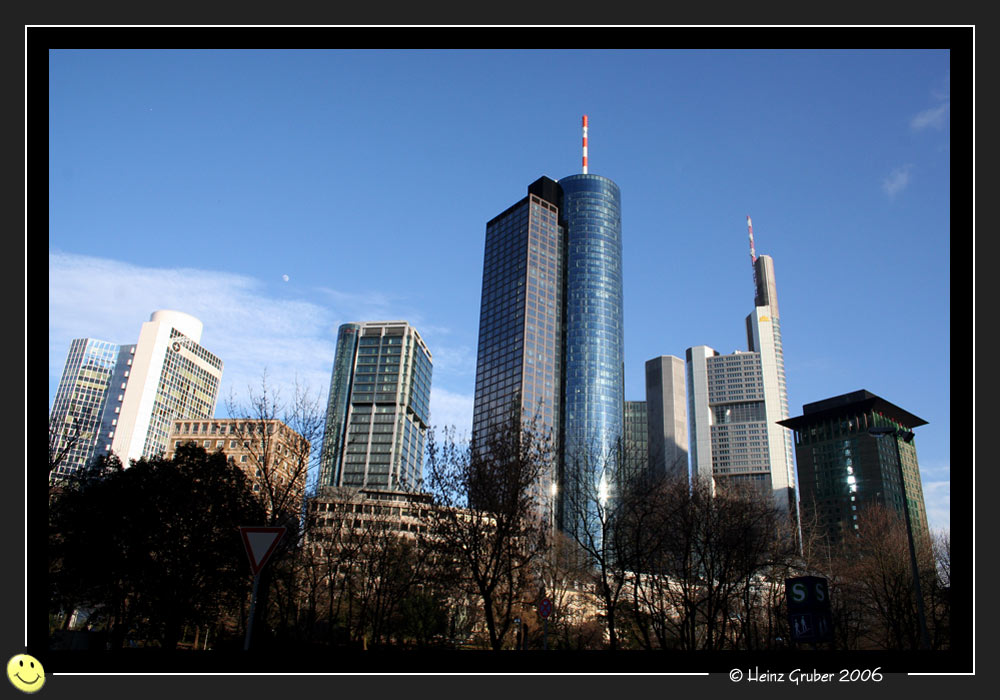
[282,274,289,282]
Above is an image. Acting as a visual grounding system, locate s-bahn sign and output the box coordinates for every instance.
[786,576,833,644]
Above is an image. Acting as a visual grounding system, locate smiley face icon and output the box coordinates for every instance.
[7,654,45,693]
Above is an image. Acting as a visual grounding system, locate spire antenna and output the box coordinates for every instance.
[747,215,759,293]
[582,115,589,174]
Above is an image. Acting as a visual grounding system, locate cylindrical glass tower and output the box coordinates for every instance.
[558,173,624,528]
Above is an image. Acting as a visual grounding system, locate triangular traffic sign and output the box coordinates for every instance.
[239,526,286,575]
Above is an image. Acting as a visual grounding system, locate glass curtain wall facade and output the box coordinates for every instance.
[472,173,624,535]
[559,174,625,519]
[779,390,930,547]
[623,400,648,485]
[473,178,564,505]
[319,321,432,492]
[49,338,121,478]
[319,323,362,489]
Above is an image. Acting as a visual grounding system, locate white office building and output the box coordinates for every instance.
[107,310,224,463]
[686,253,797,515]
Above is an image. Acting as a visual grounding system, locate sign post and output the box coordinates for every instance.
[538,597,552,650]
[240,527,286,651]
[786,576,833,646]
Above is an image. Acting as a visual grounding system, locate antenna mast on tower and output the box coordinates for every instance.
[582,115,589,174]
[747,214,758,292]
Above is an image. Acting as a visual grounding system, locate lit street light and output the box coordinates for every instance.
[868,424,931,650]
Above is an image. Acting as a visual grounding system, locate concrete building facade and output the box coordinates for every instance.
[686,249,797,517]
[109,310,224,463]
[644,355,689,481]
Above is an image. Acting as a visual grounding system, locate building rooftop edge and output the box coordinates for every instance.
[778,389,927,431]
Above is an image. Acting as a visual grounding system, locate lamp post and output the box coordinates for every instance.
[868,425,931,650]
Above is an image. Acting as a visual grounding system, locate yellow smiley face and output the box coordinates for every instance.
[6,654,45,694]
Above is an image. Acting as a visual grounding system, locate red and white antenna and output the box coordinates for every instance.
[747,214,758,292]
[582,115,589,174]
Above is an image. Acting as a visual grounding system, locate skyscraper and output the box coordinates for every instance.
[623,400,648,484]
[686,220,796,516]
[778,390,930,546]
[108,310,224,463]
[318,321,432,492]
[472,117,624,532]
[644,355,689,480]
[49,338,121,478]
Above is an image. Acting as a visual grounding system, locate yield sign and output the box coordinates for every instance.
[239,527,286,575]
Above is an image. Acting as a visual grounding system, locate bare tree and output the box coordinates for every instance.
[535,529,603,649]
[836,504,939,650]
[424,412,551,651]
[224,370,325,649]
[618,474,792,651]
[224,371,325,526]
[561,436,661,650]
[48,414,87,480]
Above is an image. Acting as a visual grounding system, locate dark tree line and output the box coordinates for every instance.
[49,445,265,650]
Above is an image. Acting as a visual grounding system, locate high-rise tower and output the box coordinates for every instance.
[472,117,624,533]
[779,390,930,546]
[686,219,797,517]
[49,338,121,478]
[644,355,689,480]
[109,310,223,463]
[318,321,432,492]
[51,311,223,473]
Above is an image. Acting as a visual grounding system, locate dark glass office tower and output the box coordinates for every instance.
[472,170,623,533]
[779,390,930,547]
[473,177,564,470]
[319,321,432,492]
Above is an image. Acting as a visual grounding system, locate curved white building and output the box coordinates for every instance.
[108,310,223,463]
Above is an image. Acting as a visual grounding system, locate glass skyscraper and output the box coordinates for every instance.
[779,390,929,547]
[472,170,624,533]
[49,338,121,478]
[318,321,432,492]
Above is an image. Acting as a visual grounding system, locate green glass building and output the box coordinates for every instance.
[779,390,929,547]
[318,321,432,492]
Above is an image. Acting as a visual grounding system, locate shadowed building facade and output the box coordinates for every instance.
[644,355,689,481]
[318,321,432,493]
[779,390,930,547]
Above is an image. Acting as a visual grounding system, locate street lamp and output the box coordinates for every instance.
[868,424,931,650]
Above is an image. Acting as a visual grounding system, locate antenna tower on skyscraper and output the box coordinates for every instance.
[582,115,589,174]
[747,214,758,292]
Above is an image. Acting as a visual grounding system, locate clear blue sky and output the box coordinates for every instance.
[48,48,954,534]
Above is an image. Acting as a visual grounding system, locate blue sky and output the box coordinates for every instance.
[47,48,954,534]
